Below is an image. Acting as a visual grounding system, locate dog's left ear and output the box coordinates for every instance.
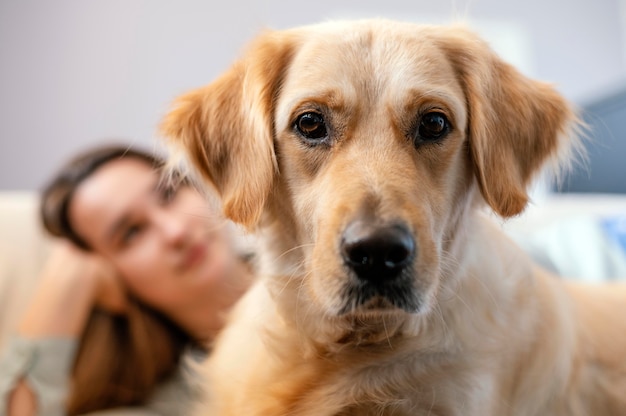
[438,28,577,217]
[160,31,297,228]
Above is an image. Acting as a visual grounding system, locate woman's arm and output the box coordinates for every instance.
[4,241,126,416]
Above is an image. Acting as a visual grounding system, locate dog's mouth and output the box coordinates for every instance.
[332,277,422,347]
[338,276,421,315]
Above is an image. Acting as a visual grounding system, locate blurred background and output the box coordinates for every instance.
[1,0,625,191]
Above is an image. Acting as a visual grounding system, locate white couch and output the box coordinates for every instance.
[503,193,626,281]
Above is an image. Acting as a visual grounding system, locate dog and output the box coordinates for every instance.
[161,19,626,416]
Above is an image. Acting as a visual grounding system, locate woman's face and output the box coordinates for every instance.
[69,158,237,324]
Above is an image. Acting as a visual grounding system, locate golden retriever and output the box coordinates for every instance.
[161,19,626,416]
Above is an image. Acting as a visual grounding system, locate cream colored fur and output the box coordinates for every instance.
[161,19,626,416]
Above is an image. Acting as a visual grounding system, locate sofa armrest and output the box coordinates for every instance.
[0,192,53,351]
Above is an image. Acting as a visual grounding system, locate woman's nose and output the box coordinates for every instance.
[155,210,188,246]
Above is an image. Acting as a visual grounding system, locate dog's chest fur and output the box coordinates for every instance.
[210,299,498,416]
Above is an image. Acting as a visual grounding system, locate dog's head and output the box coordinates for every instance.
[161,20,576,325]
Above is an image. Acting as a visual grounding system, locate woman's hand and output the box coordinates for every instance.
[8,242,127,416]
[67,244,128,315]
[18,240,127,337]
[40,240,128,314]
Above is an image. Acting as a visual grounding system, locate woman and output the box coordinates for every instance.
[0,144,255,415]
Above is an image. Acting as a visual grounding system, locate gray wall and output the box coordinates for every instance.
[1,0,625,190]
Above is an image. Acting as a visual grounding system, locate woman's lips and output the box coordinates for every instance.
[181,241,208,270]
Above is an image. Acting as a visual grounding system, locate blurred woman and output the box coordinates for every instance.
[0,144,255,415]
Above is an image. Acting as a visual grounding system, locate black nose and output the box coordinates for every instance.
[341,222,415,282]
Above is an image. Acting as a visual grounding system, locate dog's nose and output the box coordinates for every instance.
[341,222,415,282]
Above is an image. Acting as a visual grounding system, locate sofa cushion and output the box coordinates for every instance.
[0,192,52,351]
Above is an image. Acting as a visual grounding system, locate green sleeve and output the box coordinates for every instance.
[0,336,77,416]
[143,351,206,415]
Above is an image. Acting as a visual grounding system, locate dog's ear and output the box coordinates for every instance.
[160,31,296,228]
[438,28,577,217]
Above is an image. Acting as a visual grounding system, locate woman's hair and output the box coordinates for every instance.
[41,144,163,249]
[39,143,196,415]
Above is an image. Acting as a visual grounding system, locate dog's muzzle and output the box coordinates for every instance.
[339,221,420,314]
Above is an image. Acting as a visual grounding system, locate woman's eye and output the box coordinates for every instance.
[122,224,142,244]
[295,112,328,144]
[415,112,451,144]
[158,184,179,204]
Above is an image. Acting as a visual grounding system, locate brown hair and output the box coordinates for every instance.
[41,145,163,249]
[40,143,196,414]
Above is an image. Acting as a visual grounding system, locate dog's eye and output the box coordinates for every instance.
[416,112,451,143]
[295,112,328,143]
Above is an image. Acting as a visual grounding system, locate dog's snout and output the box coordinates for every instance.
[341,222,415,282]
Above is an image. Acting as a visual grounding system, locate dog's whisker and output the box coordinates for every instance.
[381,314,393,349]
[469,271,502,313]
[451,291,473,315]
[440,249,503,318]
[427,385,436,416]
[274,242,316,262]
[294,270,311,342]
[430,301,451,344]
